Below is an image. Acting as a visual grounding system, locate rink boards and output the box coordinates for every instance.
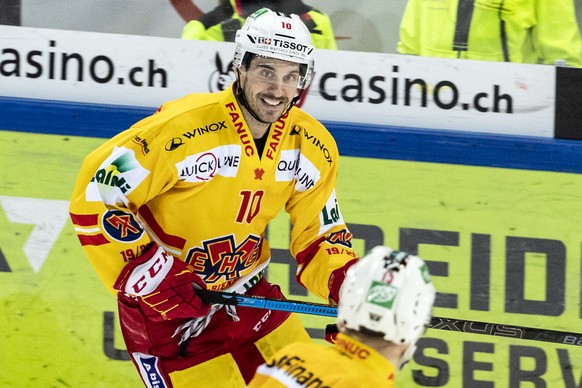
[1,97,582,387]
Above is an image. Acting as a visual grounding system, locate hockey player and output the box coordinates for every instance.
[69,7,357,388]
[248,246,436,387]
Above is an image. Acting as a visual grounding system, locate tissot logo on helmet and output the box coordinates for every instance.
[248,36,313,55]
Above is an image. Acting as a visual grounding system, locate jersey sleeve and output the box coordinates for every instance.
[285,128,357,302]
[69,121,178,294]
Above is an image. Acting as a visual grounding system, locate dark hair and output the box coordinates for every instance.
[241,52,308,79]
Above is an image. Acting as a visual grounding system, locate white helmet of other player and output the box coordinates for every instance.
[234,8,315,89]
[338,246,436,364]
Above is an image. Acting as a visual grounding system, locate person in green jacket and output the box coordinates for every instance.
[398,0,582,67]
[181,0,337,50]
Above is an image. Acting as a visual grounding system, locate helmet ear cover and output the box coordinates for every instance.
[234,8,315,89]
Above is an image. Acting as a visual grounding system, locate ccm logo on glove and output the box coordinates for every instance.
[114,243,211,321]
[124,247,174,296]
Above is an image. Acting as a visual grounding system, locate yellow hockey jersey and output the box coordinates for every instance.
[69,84,356,301]
[248,333,396,387]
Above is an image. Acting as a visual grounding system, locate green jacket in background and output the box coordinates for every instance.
[182,0,337,50]
[398,0,582,67]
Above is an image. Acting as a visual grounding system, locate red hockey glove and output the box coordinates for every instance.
[328,258,358,305]
[114,243,210,321]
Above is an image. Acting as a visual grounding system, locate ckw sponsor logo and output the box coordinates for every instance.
[0,196,69,272]
[87,147,150,205]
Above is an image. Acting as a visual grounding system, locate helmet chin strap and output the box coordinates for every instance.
[234,69,304,126]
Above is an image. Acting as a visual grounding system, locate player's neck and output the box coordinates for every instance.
[240,104,271,139]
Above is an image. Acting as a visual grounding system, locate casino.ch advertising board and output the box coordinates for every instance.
[1,26,582,387]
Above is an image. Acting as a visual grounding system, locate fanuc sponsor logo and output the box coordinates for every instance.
[177,145,241,182]
[265,113,287,160]
[225,101,255,157]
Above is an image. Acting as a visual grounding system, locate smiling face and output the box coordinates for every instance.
[238,56,302,125]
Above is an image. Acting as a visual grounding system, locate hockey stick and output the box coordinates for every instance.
[197,289,337,317]
[197,289,582,347]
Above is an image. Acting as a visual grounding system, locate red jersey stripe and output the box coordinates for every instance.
[70,212,99,227]
[138,205,187,250]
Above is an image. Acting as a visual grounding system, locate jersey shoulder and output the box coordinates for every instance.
[131,90,226,136]
[288,107,340,165]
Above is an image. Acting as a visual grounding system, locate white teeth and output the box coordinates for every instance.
[263,98,280,106]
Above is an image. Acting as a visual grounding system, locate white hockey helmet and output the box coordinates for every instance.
[338,246,435,357]
[234,8,315,89]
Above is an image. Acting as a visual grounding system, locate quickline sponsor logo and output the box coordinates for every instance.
[0,40,168,87]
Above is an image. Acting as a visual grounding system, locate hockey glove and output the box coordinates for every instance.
[328,258,359,305]
[325,323,340,344]
[114,243,210,321]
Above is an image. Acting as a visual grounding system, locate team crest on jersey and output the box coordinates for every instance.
[326,229,353,248]
[102,210,143,242]
[185,234,261,286]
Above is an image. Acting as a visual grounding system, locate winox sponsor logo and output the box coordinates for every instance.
[165,120,227,152]
[182,120,227,139]
[276,149,320,192]
[177,145,241,182]
[303,128,333,166]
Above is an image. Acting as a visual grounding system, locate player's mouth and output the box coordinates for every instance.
[261,96,284,107]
